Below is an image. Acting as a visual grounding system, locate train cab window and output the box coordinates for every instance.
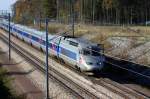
[82,47,101,56]
[69,41,78,47]
[92,50,100,56]
[83,49,91,55]
[91,47,101,56]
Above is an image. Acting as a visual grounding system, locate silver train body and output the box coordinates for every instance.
[0,20,105,72]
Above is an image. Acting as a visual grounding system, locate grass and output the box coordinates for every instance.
[33,23,68,34]
[0,66,25,99]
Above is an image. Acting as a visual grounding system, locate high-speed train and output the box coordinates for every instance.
[0,20,105,72]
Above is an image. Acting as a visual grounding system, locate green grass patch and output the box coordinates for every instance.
[0,66,25,99]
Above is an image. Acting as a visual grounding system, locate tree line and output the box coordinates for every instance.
[13,0,150,25]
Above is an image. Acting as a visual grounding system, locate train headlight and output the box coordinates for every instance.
[97,62,101,65]
[86,62,93,65]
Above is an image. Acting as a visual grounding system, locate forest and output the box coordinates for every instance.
[13,0,150,25]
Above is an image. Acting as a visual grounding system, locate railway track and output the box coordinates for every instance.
[92,76,149,99]
[0,30,149,99]
[67,61,149,99]
[57,58,147,99]
[0,31,107,98]
[102,59,150,98]
[44,45,149,98]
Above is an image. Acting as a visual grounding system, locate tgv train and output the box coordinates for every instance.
[0,20,105,72]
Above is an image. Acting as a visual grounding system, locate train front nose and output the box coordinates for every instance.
[82,55,105,72]
[86,61,104,71]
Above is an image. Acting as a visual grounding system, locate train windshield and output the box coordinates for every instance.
[83,49,91,55]
[82,47,101,56]
[91,47,101,56]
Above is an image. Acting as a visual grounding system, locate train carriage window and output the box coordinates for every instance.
[69,41,78,47]
[48,43,52,48]
[43,40,46,45]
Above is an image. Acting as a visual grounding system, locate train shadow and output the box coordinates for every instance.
[0,60,24,66]
[5,69,35,76]
[0,51,8,55]
[91,56,150,89]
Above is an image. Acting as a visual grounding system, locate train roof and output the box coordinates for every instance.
[2,20,101,48]
[17,25,44,36]
[62,36,99,48]
[2,20,45,36]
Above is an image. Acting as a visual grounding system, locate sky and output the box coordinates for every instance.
[0,0,17,12]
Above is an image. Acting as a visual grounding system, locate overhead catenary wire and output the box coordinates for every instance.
[2,20,150,80]
[4,20,150,68]
[11,26,150,80]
